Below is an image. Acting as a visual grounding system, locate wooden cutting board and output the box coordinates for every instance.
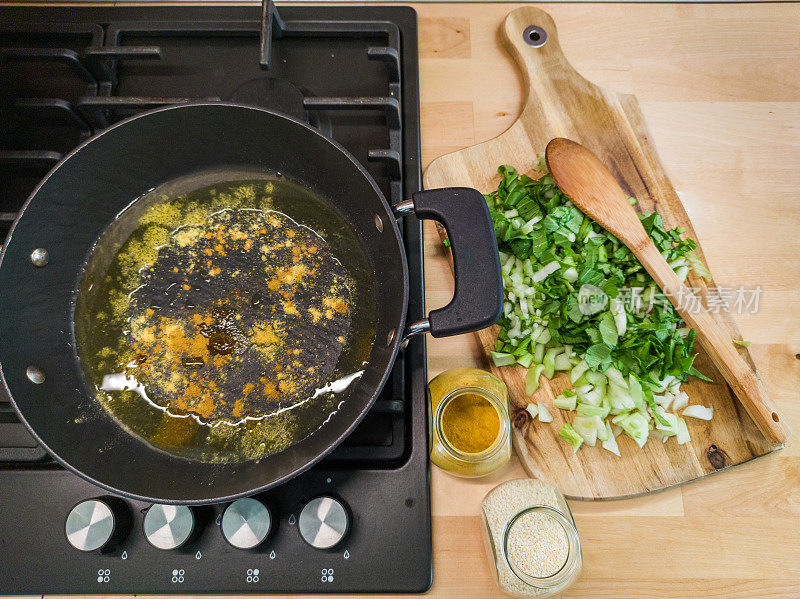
[423,6,783,500]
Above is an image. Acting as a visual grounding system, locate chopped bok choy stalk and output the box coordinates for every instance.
[537,403,553,423]
[572,416,604,447]
[671,391,690,412]
[570,360,589,384]
[612,412,650,448]
[490,351,515,367]
[676,418,691,444]
[601,421,621,456]
[682,405,713,420]
[526,364,546,395]
[524,402,554,423]
[554,390,577,411]
[559,424,584,453]
[532,261,560,282]
[576,403,610,419]
[654,409,679,436]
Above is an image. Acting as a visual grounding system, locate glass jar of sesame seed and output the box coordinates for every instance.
[480,479,582,597]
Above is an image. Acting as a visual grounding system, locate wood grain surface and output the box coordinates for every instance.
[418,2,799,597]
[424,4,786,498]
[14,2,800,599]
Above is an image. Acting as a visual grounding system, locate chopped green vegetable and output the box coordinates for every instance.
[570,360,589,384]
[654,408,679,436]
[682,404,713,420]
[558,423,584,452]
[490,351,516,367]
[585,370,607,387]
[685,251,711,282]
[554,390,578,411]
[525,363,546,395]
[554,351,573,371]
[542,347,561,379]
[671,390,689,411]
[614,412,650,448]
[584,343,612,369]
[687,366,713,382]
[572,415,604,447]
[598,312,618,346]
[734,339,751,348]
[675,417,691,444]
[516,352,536,368]
[601,421,621,456]
[488,159,713,453]
[576,403,610,418]
[537,402,554,423]
[533,342,545,364]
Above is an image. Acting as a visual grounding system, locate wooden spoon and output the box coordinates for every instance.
[545,137,788,445]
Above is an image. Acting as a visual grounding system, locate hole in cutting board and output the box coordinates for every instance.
[523,25,547,48]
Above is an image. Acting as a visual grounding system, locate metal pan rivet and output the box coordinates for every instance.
[26,366,45,384]
[523,25,547,48]
[374,214,384,232]
[30,248,49,267]
[386,328,396,345]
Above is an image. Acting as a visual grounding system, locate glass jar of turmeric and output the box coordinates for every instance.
[428,367,511,477]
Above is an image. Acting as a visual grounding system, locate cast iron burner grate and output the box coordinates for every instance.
[0,2,413,468]
[0,3,430,594]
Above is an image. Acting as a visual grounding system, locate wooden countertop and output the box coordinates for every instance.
[418,3,800,598]
[21,2,800,598]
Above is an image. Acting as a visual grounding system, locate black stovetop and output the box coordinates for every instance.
[0,3,431,594]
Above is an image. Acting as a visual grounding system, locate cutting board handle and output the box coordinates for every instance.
[501,8,596,137]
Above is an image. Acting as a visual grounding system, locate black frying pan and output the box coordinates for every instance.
[0,103,502,504]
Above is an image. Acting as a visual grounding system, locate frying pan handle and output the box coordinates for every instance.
[395,187,503,338]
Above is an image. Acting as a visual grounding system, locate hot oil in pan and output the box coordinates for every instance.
[74,172,376,463]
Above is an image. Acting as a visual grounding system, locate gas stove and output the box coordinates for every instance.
[0,3,431,594]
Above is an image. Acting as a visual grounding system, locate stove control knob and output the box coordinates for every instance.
[298,496,350,550]
[143,504,197,550]
[221,498,272,549]
[65,497,131,552]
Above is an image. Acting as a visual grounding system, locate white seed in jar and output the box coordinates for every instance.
[481,479,578,597]
[506,511,569,578]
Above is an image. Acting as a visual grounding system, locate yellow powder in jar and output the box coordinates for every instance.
[441,393,500,454]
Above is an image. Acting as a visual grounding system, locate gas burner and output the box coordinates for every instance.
[0,2,429,594]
